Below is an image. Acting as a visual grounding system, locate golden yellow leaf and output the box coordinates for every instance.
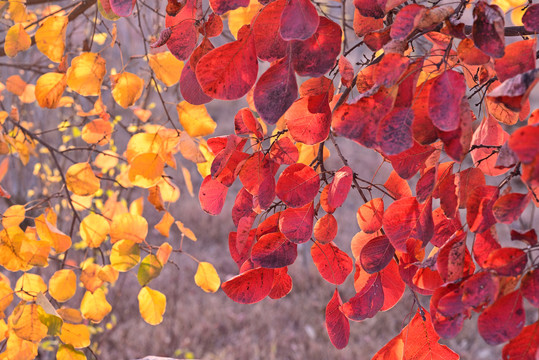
[156,242,172,265]
[35,72,67,109]
[155,211,174,237]
[71,194,94,212]
[80,288,111,323]
[110,212,148,244]
[80,263,103,293]
[0,226,32,272]
[15,273,47,301]
[177,101,216,137]
[194,262,220,293]
[35,16,68,62]
[35,214,71,253]
[0,320,7,342]
[59,323,90,349]
[227,0,263,37]
[147,185,164,211]
[97,265,119,283]
[8,0,27,23]
[181,166,194,197]
[18,83,35,104]
[79,213,110,248]
[137,254,163,286]
[129,196,144,216]
[48,269,76,302]
[297,142,330,166]
[10,303,48,342]
[137,287,166,325]
[111,72,144,108]
[19,236,50,268]
[157,178,180,203]
[125,132,163,162]
[94,150,119,171]
[81,118,113,145]
[148,51,184,86]
[57,344,87,360]
[66,52,106,96]
[196,140,215,178]
[65,162,100,196]
[2,205,25,228]
[178,131,206,163]
[2,330,38,360]
[4,23,31,58]
[0,281,13,315]
[128,152,165,188]
[175,220,197,242]
[110,239,140,271]
[6,74,26,96]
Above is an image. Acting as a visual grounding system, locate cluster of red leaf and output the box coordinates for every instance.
[147,0,539,356]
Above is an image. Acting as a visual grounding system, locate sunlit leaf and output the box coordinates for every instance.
[35,16,68,62]
[138,286,166,325]
[111,72,144,108]
[65,162,100,196]
[66,52,106,96]
[194,262,220,293]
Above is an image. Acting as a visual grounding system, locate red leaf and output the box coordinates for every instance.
[431,207,462,247]
[416,167,436,203]
[199,175,228,215]
[341,274,384,321]
[457,167,485,208]
[222,268,275,304]
[256,212,281,239]
[311,242,353,285]
[180,62,213,105]
[338,55,354,88]
[319,184,336,214]
[325,289,350,350]
[493,193,530,224]
[478,291,525,345]
[462,271,498,310]
[511,229,537,247]
[254,57,298,125]
[209,0,248,15]
[360,235,395,274]
[466,185,499,233]
[291,17,342,77]
[521,270,539,307]
[494,39,537,83]
[190,37,215,69]
[472,1,505,58]
[165,0,199,60]
[373,53,410,88]
[412,78,438,145]
[509,124,539,164]
[383,196,434,252]
[269,267,293,299]
[150,27,173,48]
[377,107,414,155]
[457,38,490,66]
[390,4,424,40]
[473,227,501,268]
[485,247,527,277]
[234,108,263,139]
[201,12,223,37]
[328,166,353,209]
[252,0,288,62]
[286,94,331,145]
[353,8,383,37]
[356,198,384,234]
[354,0,385,19]
[438,98,474,163]
[364,27,392,51]
[384,170,412,199]
[280,0,319,41]
[436,230,467,283]
[502,321,539,360]
[313,214,338,244]
[428,70,466,132]
[238,152,273,195]
[487,69,539,112]
[386,141,435,179]
[278,202,314,244]
[522,4,539,32]
[251,232,297,268]
[299,76,335,100]
[275,163,319,208]
[229,230,256,269]
[430,284,466,338]
[109,0,136,16]
[196,27,258,100]
[379,259,405,311]
[269,137,299,165]
[232,188,254,227]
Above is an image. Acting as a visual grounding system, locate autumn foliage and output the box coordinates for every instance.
[0,0,538,358]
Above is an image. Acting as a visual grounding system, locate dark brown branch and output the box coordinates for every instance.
[463,25,537,37]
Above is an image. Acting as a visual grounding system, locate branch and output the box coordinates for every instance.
[463,25,537,37]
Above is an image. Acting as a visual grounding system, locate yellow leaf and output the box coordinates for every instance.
[155,212,174,237]
[181,166,194,197]
[94,150,119,171]
[137,254,162,286]
[35,16,68,62]
[297,142,330,166]
[15,273,47,301]
[178,131,206,163]
[0,227,32,272]
[18,83,35,104]
[66,162,100,196]
[81,118,113,145]
[148,51,184,86]
[125,132,163,163]
[35,214,72,253]
[177,101,216,137]
[97,265,119,283]
[79,213,110,248]
[147,185,164,211]
[194,262,220,293]
[137,287,166,325]
[175,220,196,241]
[129,196,144,216]
[6,74,26,95]
[0,281,13,315]
[156,242,172,265]
[2,330,38,359]
[57,344,87,360]
[80,288,111,323]
[59,323,90,349]
[128,152,165,188]
[196,141,215,178]
[227,0,263,38]
[110,239,140,271]
[4,23,31,57]
[157,178,180,203]
[66,52,106,96]
[111,72,144,108]
[80,263,103,293]
[49,269,76,302]
[19,236,50,268]
[35,72,67,108]
[0,320,7,342]
[110,213,148,244]
[56,308,83,324]
[10,303,48,342]
[2,205,25,228]
[8,0,27,23]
